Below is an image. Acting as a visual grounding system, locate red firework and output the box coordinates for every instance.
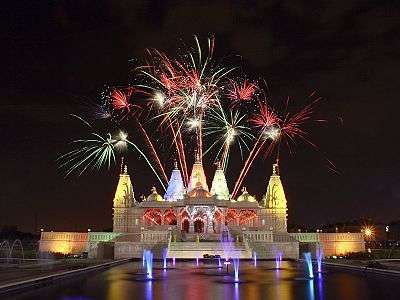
[249,102,280,129]
[227,80,258,105]
[110,87,142,120]
[231,95,322,198]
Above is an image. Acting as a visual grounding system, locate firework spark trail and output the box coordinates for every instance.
[125,139,166,192]
[110,88,141,121]
[134,118,168,184]
[140,36,235,167]
[57,133,117,178]
[231,135,264,198]
[62,36,333,197]
[168,118,189,186]
[226,79,258,105]
[204,104,253,172]
[231,101,280,198]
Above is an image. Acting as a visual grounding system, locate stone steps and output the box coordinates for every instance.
[168,242,252,259]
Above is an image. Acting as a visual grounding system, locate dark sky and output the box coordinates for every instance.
[1,1,399,232]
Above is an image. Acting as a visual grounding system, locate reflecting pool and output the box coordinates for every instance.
[5,260,400,300]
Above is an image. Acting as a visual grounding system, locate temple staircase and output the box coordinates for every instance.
[167,241,252,259]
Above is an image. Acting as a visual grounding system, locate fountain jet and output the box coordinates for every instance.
[304,252,314,279]
[316,246,323,273]
[162,248,168,269]
[233,258,240,282]
[275,251,282,269]
[253,251,257,267]
[144,250,154,280]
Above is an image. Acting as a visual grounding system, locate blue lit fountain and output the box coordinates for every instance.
[143,250,154,280]
[275,251,283,269]
[253,251,257,267]
[304,252,314,279]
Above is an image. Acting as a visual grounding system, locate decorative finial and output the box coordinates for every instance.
[151,186,157,194]
[241,186,247,193]
[124,165,128,174]
[120,156,125,174]
[174,159,178,169]
[215,160,222,169]
[272,163,279,175]
[195,149,200,163]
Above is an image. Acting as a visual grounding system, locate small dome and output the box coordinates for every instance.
[237,187,256,202]
[147,187,164,202]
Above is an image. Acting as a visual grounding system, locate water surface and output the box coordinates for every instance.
[6,260,400,300]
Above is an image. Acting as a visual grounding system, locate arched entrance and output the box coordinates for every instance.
[194,219,204,233]
[182,219,189,233]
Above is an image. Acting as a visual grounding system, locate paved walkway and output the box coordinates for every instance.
[0,259,111,286]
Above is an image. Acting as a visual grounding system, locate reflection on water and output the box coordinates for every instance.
[146,280,152,300]
[317,273,324,300]
[308,280,315,300]
[6,260,400,300]
[234,283,239,300]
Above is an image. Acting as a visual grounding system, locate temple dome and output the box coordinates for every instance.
[147,187,164,202]
[237,187,257,202]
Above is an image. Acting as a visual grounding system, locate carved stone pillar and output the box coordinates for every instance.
[189,220,194,233]
[207,218,213,233]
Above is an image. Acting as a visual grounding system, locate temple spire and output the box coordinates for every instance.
[211,161,229,200]
[113,161,134,208]
[262,163,287,209]
[164,160,184,201]
[188,150,209,191]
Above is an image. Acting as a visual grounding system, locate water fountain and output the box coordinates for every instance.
[162,248,168,270]
[142,251,146,267]
[233,258,240,283]
[9,239,25,262]
[172,256,176,267]
[0,240,11,262]
[275,251,282,269]
[316,246,323,273]
[304,252,314,279]
[221,226,234,263]
[253,251,257,267]
[196,255,199,266]
[143,250,154,280]
[217,257,222,268]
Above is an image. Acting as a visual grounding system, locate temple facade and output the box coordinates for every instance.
[113,157,287,236]
[39,156,366,260]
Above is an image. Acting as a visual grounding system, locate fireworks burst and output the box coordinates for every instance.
[60,35,331,198]
[204,105,254,171]
[226,79,258,105]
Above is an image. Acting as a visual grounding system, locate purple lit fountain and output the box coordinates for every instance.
[316,246,323,273]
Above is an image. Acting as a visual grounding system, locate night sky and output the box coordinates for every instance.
[1,1,399,232]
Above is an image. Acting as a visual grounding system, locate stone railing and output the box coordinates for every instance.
[141,230,171,243]
[88,232,122,242]
[289,233,319,242]
[40,232,88,242]
[243,231,273,242]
